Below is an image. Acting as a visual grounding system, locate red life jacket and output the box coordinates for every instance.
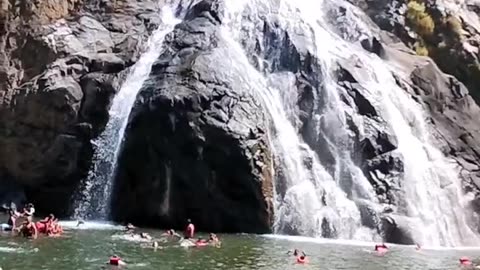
[110,257,120,265]
[296,256,307,264]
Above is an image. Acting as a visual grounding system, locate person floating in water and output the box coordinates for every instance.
[208,233,221,247]
[139,232,152,240]
[76,220,85,227]
[162,229,181,239]
[184,219,195,239]
[16,220,38,239]
[108,255,126,266]
[125,223,136,233]
[374,243,388,253]
[287,249,307,263]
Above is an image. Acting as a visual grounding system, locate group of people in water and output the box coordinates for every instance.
[1,202,63,239]
[3,205,477,267]
[104,219,221,266]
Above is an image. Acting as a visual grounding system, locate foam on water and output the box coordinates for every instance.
[263,234,480,251]
[59,221,123,231]
[111,234,152,243]
[0,247,25,253]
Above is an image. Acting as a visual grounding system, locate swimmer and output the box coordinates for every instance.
[108,255,126,266]
[460,257,472,266]
[125,223,135,233]
[76,220,85,227]
[162,229,181,239]
[295,251,308,264]
[16,220,38,239]
[208,233,221,247]
[287,249,302,256]
[3,206,19,231]
[374,243,388,252]
[415,243,421,250]
[184,219,195,239]
[22,203,35,222]
[139,232,152,240]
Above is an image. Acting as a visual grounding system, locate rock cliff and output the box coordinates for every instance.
[111,0,274,233]
[0,0,166,214]
[1,0,480,242]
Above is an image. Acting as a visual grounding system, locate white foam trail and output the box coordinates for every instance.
[59,221,123,230]
[263,234,480,250]
[0,247,25,253]
[111,234,151,243]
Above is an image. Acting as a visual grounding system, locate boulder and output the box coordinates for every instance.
[111,0,274,233]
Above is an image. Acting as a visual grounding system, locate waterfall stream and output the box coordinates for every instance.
[70,0,479,246]
[221,0,479,246]
[72,6,181,220]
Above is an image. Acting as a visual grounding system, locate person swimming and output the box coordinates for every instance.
[139,232,152,240]
[162,229,181,239]
[17,220,38,239]
[184,219,195,239]
[76,220,85,227]
[291,250,307,264]
[287,249,302,256]
[374,243,388,252]
[108,255,126,266]
[22,203,35,222]
[460,257,472,266]
[208,233,221,247]
[125,223,136,233]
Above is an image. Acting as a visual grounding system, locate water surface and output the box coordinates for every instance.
[0,223,475,270]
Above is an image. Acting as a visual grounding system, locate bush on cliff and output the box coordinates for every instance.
[406,0,435,37]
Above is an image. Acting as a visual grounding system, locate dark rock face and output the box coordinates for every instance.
[0,0,168,216]
[111,0,274,233]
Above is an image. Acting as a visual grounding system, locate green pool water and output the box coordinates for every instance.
[0,221,477,270]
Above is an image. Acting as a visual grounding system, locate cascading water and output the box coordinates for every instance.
[221,1,380,241]
[220,0,479,246]
[72,6,181,220]
[70,0,479,246]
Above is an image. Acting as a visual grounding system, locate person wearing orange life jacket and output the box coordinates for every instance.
[184,219,195,239]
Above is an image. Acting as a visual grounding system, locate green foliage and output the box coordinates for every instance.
[446,15,463,39]
[414,42,429,56]
[407,0,435,37]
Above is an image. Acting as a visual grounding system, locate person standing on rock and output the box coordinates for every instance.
[184,219,195,239]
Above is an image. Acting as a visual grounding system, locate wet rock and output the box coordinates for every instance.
[111,0,274,233]
[360,37,386,58]
[381,215,415,244]
[0,0,172,216]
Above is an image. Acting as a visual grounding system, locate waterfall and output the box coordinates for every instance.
[72,6,181,220]
[220,0,479,246]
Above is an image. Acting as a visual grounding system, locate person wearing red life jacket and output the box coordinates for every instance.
[108,255,126,266]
